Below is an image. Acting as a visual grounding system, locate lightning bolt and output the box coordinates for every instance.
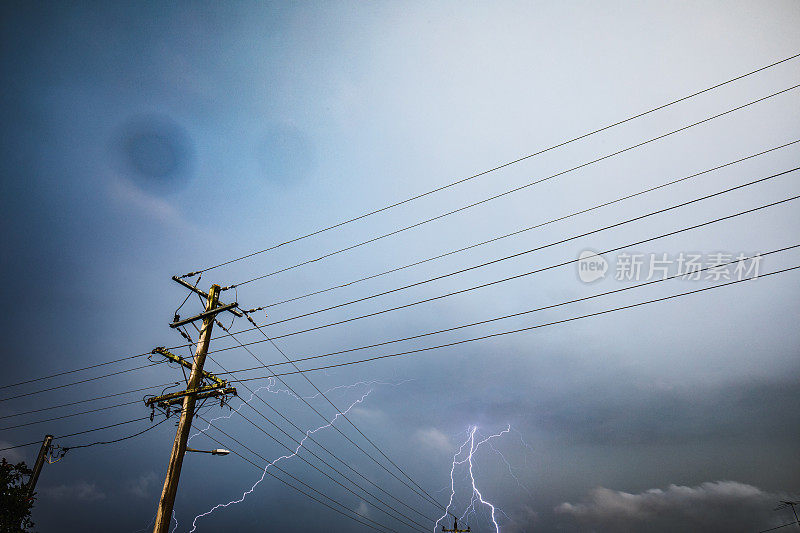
[270,378,414,401]
[186,380,279,443]
[435,424,513,533]
[187,379,411,442]
[487,439,530,495]
[187,378,409,532]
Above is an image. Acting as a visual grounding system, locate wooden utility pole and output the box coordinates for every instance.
[775,500,800,528]
[26,434,53,498]
[153,284,220,533]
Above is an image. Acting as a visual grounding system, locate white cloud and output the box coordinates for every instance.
[355,500,369,518]
[107,174,191,230]
[502,504,539,533]
[555,481,792,532]
[127,471,158,498]
[414,427,451,453]
[350,406,385,421]
[43,481,106,502]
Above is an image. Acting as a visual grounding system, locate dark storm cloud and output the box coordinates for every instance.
[549,381,798,447]
[438,344,799,449]
[0,78,86,382]
[1,1,798,532]
[555,480,794,532]
[474,377,800,447]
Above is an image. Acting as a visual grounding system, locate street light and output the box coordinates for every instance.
[185,447,230,456]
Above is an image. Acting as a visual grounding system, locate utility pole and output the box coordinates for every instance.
[441,513,471,532]
[25,434,53,498]
[152,284,221,533]
[775,500,800,528]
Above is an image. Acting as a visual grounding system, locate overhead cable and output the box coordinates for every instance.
[249,167,799,328]
[203,191,800,346]
[228,84,800,288]
[213,245,797,374]
[261,139,799,308]
[227,265,799,381]
[187,53,800,277]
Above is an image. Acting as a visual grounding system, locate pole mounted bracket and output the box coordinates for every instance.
[145,384,236,409]
[151,347,227,386]
[154,387,237,409]
[172,276,243,317]
[441,513,471,532]
[169,302,239,328]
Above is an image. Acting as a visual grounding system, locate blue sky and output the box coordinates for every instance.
[1,2,799,532]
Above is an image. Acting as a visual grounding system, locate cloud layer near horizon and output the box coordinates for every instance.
[556,480,793,532]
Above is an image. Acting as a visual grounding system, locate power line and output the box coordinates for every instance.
[227,403,431,532]
[0,399,141,431]
[4,196,791,415]
[0,439,47,453]
[0,90,794,469]
[213,246,796,374]
[234,400,435,529]
[0,362,165,404]
[210,317,445,513]
[0,351,151,391]
[60,416,169,452]
[9,144,795,397]
[228,84,800,289]
[187,52,800,277]
[228,265,800,381]
[0,416,154,452]
[52,416,154,440]
[240,310,448,511]
[207,192,800,347]
[0,383,179,421]
[757,522,800,532]
[250,167,799,329]
[201,338,438,525]
[202,355,439,524]
[0,154,782,407]
[4,138,796,395]
[193,290,438,518]
[260,139,800,309]
[195,415,402,533]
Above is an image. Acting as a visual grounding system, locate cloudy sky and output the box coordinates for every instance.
[1,2,799,532]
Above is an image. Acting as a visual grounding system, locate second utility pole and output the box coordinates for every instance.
[26,434,53,498]
[153,284,220,533]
